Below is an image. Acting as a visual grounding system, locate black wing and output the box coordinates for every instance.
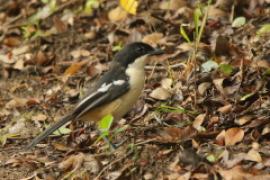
[72,62,130,118]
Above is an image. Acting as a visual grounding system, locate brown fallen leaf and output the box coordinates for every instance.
[32,113,47,122]
[198,82,211,95]
[3,36,21,47]
[108,6,127,22]
[245,149,262,162]
[224,128,244,146]
[5,97,28,109]
[156,126,197,143]
[217,104,232,113]
[216,130,225,146]
[193,113,206,131]
[234,115,252,126]
[63,60,88,80]
[59,153,101,174]
[142,32,163,47]
[217,165,270,180]
[149,78,173,100]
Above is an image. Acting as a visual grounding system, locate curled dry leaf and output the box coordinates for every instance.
[32,113,47,122]
[234,115,252,125]
[13,59,24,70]
[3,36,21,47]
[193,113,206,131]
[58,153,100,174]
[35,51,48,66]
[149,87,171,100]
[5,97,28,109]
[142,32,163,47]
[198,82,211,95]
[216,130,225,146]
[63,60,88,80]
[149,78,173,100]
[245,149,262,162]
[218,104,232,114]
[156,126,197,143]
[213,72,242,95]
[70,49,90,59]
[262,125,270,135]
[225,128,244,146]
[108,6,127,22]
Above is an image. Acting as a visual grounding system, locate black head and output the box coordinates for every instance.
[114,42,163,67]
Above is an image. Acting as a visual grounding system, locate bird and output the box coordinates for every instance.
[27,42,163,149]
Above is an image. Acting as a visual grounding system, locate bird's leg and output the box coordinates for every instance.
[96,129,116,150]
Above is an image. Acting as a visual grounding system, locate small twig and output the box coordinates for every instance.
[145,63,185,71]
[94,150,133,180]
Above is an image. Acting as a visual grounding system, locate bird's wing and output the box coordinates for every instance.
[27,64,129,149]
[72,77,130,118]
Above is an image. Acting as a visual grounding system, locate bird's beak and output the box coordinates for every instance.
[148,48,164,56]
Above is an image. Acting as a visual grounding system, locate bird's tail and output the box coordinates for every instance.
[26,114,74,149]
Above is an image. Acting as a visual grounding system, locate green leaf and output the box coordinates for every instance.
[206,154,216,163]
[0,133,19,145]
[264,68,270,76]
[112,43,123,52]
[219,64,233,76]
[232,17,246,28]
[257,24,270,36]
[53,126,71,135]
[98,114,114,134]
[180,26,191,43]
[194,7,202,37]
[201,60,218,72]
[84,0,99,14]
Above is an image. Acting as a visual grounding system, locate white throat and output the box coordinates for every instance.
[125,55,147,87]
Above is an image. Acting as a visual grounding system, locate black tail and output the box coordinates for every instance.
[26,114,74,149]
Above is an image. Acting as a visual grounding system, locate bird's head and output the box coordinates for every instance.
[114,42,163,67]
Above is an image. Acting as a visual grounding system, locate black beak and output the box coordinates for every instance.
[149,48,164,56]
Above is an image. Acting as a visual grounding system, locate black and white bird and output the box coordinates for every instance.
[27,42,163,148]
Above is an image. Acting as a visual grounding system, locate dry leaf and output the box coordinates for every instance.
[235,115,252,125]
[198,82,211,95]
[5,97,27,109]
[245,149,262,162]
[142,33,163,47]
[156,126,197,143]
[218,104,232,113]
[32,114,47,122]
[70,49,90,59]
[216,130,225,146]
[108,6,127,22]
[149,87,171,100]
[193,113,206,131]
[225,128,244,146]
[13,59,24,70]
[35,51,48,65]
[3,36,21,47]
[150,78,173,100]
[64,61,88,78]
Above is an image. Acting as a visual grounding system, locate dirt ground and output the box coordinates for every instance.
[1,0,270,179]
